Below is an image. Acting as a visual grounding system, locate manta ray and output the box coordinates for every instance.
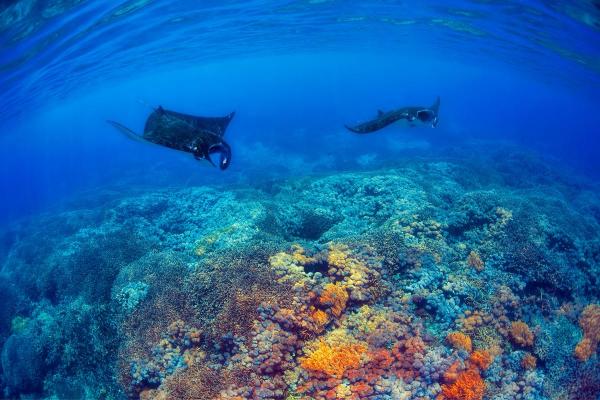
[345,97,440,133]
[108,106,234,170]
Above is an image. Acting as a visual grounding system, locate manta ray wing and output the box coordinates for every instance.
[107,120,191,154]
[147,107,235,137]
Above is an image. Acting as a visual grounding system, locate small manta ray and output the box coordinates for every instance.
[345,97,440,134]
[108,106,234,170]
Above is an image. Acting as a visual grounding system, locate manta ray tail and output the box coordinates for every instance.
[344,125,360,133]
[107,120,147,143]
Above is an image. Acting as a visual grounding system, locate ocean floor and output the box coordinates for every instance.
[0,146,599,400]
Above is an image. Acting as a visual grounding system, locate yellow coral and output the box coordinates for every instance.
[328,243,354,268]
[194,224,239,256]
[269,248,309,284]
[335,383,352,398]
[346,305,393,336]
[327,243,374,297]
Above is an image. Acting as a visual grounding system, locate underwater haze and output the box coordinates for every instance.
[1,1,600,399]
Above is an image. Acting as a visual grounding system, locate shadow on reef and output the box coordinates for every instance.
[0,145,599,400]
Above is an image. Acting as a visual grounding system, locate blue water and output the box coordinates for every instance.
[1,1,600,400]
[1,0,599,224]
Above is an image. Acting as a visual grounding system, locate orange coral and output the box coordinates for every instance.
[579,304,600,340]
[447,332,473,353]
[441,368,485,400]
[311,308,330,328]
[574,304,600,362]
[300,340,367,378]
[457,310,492,334]
[443,361,461,383]
[469,350,493,371]
[521,353,537,370]
[351,382,374,397]
[319,283,349,317]
[575,338,595,362]
[367,348,394,369]
[467,251,484,271]
[509,321,534,347]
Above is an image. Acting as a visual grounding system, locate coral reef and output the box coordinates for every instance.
[0,148,598,399]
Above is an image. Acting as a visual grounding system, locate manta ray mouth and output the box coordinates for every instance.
[208,143,231,170]
[416,109,435,122]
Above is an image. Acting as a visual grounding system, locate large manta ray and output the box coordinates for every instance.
[346,97,440,133]
[108,106,234,170]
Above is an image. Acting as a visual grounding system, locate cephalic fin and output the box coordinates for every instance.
[430,97,440,113]
[377,110,385,116]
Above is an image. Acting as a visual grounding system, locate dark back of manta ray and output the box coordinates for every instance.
[145,108,233,136]
[143,108,234,169]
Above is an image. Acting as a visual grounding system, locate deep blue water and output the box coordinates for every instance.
[1,0,599,225]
